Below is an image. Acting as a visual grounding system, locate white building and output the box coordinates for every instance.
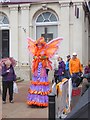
[0,0,90,80]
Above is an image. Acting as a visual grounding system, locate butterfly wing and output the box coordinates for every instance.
[27,37,36,56]
[45,37,63,58]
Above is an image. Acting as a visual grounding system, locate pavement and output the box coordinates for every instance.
[0,79,83,120]
[1,81,48,119]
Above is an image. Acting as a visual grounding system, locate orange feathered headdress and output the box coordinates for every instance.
[35,37,46,45]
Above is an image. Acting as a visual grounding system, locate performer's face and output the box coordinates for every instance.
[38,43,42,49]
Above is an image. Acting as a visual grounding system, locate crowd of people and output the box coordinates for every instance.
[53,52,90,89]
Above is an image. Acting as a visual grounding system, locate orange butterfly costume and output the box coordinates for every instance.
[27,37,62,107]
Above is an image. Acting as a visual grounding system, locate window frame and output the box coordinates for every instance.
[0,12,9,26]
[36,11,58,25]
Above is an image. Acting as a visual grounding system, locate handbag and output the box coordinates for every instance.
[13,82,18,93]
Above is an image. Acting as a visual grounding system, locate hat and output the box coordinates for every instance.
[73,52,77,56]
[67,55,71,58]
[35,37,46,45]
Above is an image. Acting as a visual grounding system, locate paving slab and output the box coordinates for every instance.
[2,81,48,119]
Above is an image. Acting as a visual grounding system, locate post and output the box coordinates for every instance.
[48,92,56,120]
[29,54,32,80]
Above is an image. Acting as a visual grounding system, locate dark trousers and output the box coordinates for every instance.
[58,75,65,82]
[2,81,13,101]
[65,70,71,79]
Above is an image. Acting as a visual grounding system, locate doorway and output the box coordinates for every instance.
[0,30,9,58]
[36,25,58,42]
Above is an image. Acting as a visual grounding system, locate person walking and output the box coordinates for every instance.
[1,59,16,104]
[69,52,82,87]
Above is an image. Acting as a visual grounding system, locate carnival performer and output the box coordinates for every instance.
[27,37,62,107]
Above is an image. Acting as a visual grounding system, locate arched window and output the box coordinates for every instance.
[35,11,58,42]
[36,12,58,22]
[0,12,9,25]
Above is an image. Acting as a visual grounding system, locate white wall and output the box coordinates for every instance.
[0,0,89,80]
[59,5,70,60]
[9,5,19,62]
[20,1,87,63]
[19,4,30,65]
[72,6,83,63]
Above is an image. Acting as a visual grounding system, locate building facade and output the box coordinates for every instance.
[0,0,90,80]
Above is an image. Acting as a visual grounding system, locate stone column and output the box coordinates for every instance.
[19,4,30,65]
[73,5,83,62]
[9,5,19,63]
[60,4,70,59]
[88,21,90,61]
[69,5,74,56]
[82,11,88,65]
[18,4,31,81]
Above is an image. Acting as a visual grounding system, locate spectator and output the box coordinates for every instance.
[57,57,65,82]
[69,52,83,87]
[83,60,90,81]
[1,59,16,104]
[81,60,90,95]
[65,55,71,79]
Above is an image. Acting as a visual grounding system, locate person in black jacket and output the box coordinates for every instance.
[1,59,16,104]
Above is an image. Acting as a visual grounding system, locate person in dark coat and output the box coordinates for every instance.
[82,60,90,95]
[1,59,16,104]
[57,57,65,82]
[83,60,90,81]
